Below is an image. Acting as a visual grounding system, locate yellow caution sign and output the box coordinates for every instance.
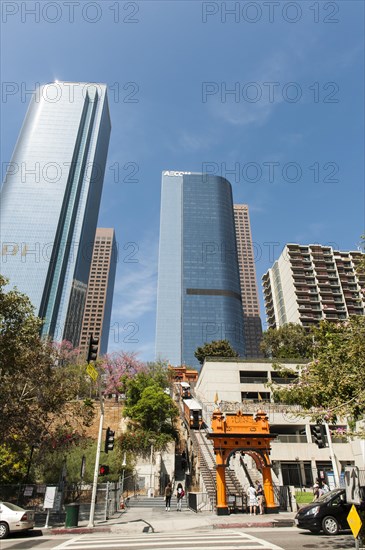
[347,504,363,539]
[86,363,99,381]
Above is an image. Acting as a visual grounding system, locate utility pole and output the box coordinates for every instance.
[86,333,102,528]
[148,440,155,497]
[87,377,104,527]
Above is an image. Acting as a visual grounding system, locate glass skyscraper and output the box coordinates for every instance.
[1,81,111,346]
[155,171,245,369]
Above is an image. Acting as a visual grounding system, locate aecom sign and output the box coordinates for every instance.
[163,171,192,176]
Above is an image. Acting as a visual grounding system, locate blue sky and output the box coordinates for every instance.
[1,1,364,361]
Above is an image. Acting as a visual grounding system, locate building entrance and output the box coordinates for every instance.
[208,406,278,515]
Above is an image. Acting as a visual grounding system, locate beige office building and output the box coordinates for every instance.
[263,243,365,329]
[233,204,263,357]
[79,228,117,356]
[194,358,364,487]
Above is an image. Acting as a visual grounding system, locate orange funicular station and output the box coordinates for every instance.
[208,406,278,515]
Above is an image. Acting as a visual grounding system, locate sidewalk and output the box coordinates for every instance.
[49,506,296,535]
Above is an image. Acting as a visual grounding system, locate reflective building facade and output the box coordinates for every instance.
[155,172,245,369]
[1,82,111,345]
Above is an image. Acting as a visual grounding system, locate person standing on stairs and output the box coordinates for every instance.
[176,482,184,511]
[164,482,172,511]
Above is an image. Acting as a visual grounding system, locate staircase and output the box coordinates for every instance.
[127,495,184,509]
[190,429,246,510]
[190,430,217,509]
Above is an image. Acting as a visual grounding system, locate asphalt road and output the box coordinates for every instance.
[0,527,357,550]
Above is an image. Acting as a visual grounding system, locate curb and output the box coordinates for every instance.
[50,527,111,535]
[213,520,295,529]
[46,518,295,535]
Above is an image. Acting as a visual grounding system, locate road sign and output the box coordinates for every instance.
[86,363,98,381]
[347,504,363,539]
[345,466,361,505]
[43,486,57,509]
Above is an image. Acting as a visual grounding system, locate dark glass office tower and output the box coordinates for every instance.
[1,81,111,346]
[155,172,245,369]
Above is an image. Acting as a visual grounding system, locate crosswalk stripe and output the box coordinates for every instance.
[237,532,284,549]
[55,546,279,550]
[52,530,284,550]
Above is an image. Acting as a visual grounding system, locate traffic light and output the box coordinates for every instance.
[87,334,99,363]
[99,464,110,476]
[105,427,115,453]
[312,424,326,448]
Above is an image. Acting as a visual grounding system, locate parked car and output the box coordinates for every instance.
[295,488,351,535]
[0,502,35,539]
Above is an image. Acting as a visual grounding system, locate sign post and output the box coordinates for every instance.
[43,486,57,529]
[347,504,363,550]
[345,466,361,505]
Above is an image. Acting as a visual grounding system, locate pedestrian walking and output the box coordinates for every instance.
[248,484,258,516]
[255,480,264,515]
[164,482,172,511]
[176,482,185,511]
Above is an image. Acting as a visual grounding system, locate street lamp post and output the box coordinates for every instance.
[120,453,126,504]
[87,377,104,527]
[148,440,155,497]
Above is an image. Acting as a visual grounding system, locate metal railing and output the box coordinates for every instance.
[240,377,268,384]
[272,434,307,443]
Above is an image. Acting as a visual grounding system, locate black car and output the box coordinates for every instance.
[295,488,351,535]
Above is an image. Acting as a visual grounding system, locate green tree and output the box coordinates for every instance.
[121,362,178,457]
[120,429,174,458]
[194,339,239,366]
[355,234,365,274]
[271,316,365,432]
[0,443,29,484]
[0,276,94,481]
[124,385,178,433]
[260,323,313,359]
[34,437,122,484]
[124,361,169,408]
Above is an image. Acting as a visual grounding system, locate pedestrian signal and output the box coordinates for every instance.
[99,464,110,476]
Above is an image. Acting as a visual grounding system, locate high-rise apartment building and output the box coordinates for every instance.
[155,171,245,369]
[263,244,365,329]
[79,228,117,356]
[233,204,262,357]
[1,82,111,346]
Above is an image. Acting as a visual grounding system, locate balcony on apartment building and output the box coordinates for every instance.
[347,303,364,312]
[263,289,273,301]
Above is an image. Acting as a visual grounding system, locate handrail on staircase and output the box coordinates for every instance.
[239,454,254,486]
